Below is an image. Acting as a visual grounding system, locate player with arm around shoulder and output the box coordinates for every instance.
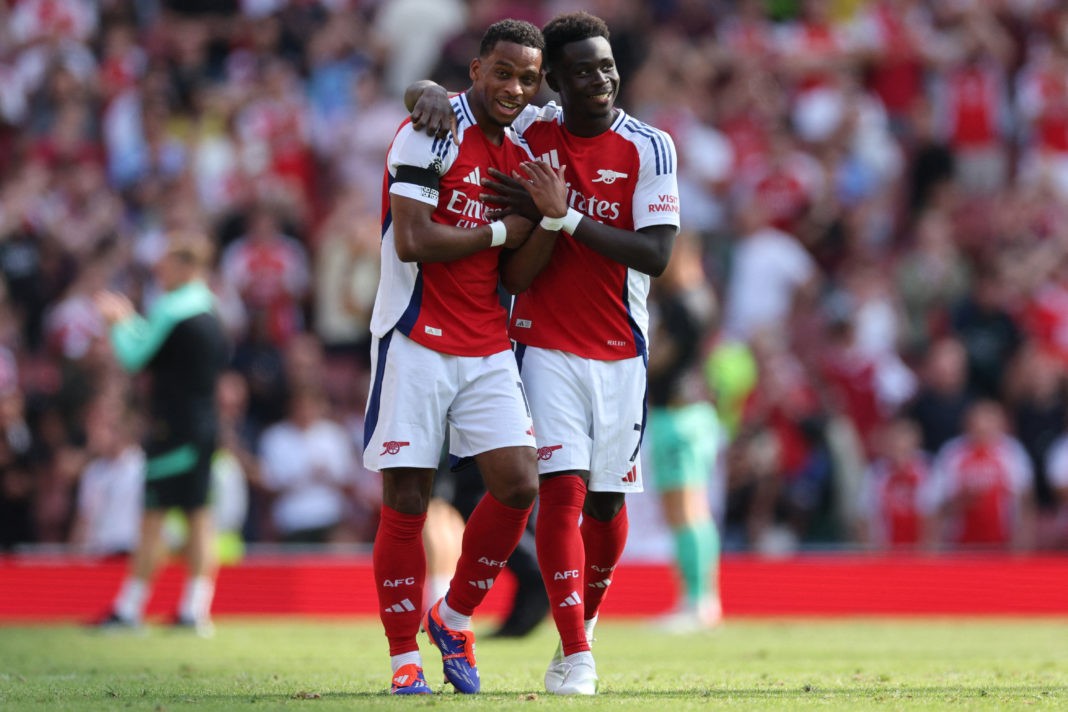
[363,19,551,696]
[408,11,681,696]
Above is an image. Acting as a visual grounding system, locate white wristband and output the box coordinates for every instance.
[539,208,583,233]
[488,220,507,247]
[539,214,565,231]
[560,207,584,234]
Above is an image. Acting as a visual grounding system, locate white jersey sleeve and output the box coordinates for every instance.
[387,122,459,206]
[927,439,958,507]
[512,101,562,136]
[1047,435,1068,489]
[1004,437,1034,495]
[630,123,681,231]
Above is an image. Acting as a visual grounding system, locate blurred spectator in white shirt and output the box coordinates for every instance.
[71,395,144,557]
[259,387,361,543]
[723,204,820,342]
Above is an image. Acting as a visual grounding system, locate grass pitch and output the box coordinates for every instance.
[1,617,1066,710]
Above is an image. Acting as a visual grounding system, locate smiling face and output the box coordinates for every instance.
[468,40,543,132]
[547,36,619,133]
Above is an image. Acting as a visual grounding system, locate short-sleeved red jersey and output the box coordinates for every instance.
[509,104,680,360]
[370,93,529,356]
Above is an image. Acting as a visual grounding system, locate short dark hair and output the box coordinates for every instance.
[542,12,610,69]
[479,18,544,57]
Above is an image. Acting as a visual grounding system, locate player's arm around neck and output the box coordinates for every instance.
[405,81,458,143]
[572,221,677,277]
[392,194,529,263]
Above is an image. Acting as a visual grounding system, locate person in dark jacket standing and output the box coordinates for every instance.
[93,230,230,636]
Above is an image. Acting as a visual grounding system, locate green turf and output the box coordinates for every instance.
[1,618,1066,710]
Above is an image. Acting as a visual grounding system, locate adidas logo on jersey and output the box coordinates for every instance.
[558,591,582,607]
[463,167,481,185]
[537,149,561,169]
[468,578,495,590]
[384,598,416,613]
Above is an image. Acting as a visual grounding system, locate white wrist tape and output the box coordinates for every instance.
[539,213,565,231]
[488,220,507,247]
[560,207,583,234]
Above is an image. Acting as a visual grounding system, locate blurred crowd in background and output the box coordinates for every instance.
[2,0,1068,558]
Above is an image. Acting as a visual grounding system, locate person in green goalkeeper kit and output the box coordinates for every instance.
[93,230,230,637]
[646,231,724,632]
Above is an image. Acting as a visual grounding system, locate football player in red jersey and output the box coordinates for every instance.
[364,20,558,696]
[407,11,681,695]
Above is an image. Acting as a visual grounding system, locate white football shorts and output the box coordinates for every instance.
[516,345,646,493]
[363,330,536,471]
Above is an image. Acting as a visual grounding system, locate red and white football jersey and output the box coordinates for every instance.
[220,232,310,346]
[1016,55,1068,154]
[774,18,850,92]
[508,104,680,360]
[933,60,1009,149]
[370,92,529,357]
[862,455,933,547]
[931,435,1032,546]
[1021,280,1068,365]
[852,0,929,115]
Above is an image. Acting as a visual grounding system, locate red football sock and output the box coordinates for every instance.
[581,502,629,621]
[373,505,427,656]
[536,475,589,655]
[446,493,532,616]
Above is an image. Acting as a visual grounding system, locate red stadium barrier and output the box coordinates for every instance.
[2,553,1067,622]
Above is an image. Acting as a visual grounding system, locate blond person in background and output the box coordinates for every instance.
[93,231,230,636]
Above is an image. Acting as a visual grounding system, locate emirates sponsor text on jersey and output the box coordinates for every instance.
[564,182,621,221]
[445,188,487,228]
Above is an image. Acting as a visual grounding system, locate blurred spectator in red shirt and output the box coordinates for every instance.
[930,400,1034,549]
[858,417,935,549]
[220,202,309,348]
[1015,18,1068,198]
[929,6,1014,196]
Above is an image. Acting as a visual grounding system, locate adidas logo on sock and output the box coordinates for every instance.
[384,598,416,613]
[558,591,582,607]
[588,578,612,589]
[393,673,410,685]
[463,167,481,185]
[468,578,495,590]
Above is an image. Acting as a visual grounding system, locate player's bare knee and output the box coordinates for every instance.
[484,466,538,509]
[386,490,431,514]
[584,491,625,521]
[476,446,538,508]
[489,477,538,509]
[382,469,433,514]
